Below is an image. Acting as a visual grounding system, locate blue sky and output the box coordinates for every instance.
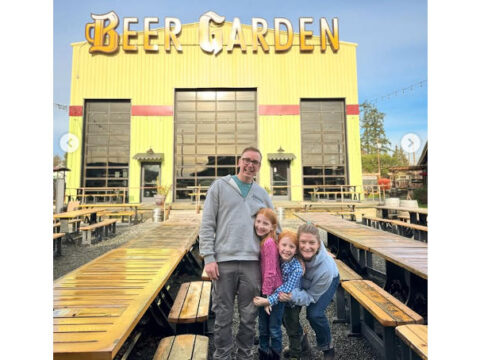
[53,0,427,159]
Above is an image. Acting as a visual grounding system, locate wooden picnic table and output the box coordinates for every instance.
[53,208,100,220]
[301,201,358,213]
[375,205,428,226]
[295,212,428,318]
[123,223,200,252]
[78,203,144,223]
[53,209,100,240]
[53,247,184,360]
[308,185,360,202]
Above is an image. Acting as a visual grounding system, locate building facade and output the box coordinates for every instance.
[66,22,362,203]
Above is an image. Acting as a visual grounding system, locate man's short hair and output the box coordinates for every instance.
[240,146,262,160]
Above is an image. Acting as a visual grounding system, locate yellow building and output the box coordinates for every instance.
[66,21,362,203]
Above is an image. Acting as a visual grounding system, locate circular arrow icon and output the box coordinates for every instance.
[60,133,79,153]
[400,133,421,153]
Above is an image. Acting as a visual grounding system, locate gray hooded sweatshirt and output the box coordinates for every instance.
[199,175,274,265]
[290,241,339,306]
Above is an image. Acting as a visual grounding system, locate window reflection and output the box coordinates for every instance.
[301,100,347,200]
[83,101,130,199]
[175,89,256,200]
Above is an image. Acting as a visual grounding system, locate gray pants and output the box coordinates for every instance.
[212,261,261,360]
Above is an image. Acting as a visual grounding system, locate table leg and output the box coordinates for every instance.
[405,273,428,320]
[410,212,418,224]
[59,219,74,243]
[357,249,366,268]
[384,261,409,303]
[333,236,367,276]
[133,207,139,224]
[57,236,62,256]
[382,209,388,219]
[326,232,339,255]
[90,213,97,224]
[419,213,427,226]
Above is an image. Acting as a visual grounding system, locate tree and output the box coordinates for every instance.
[360,101,391,154]
[53,154,63,167]
[53,152,68,167]
[392,145,409,166]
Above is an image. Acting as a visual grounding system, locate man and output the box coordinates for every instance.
[200,146,274,360]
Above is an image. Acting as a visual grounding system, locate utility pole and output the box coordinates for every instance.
[376,142,381,176]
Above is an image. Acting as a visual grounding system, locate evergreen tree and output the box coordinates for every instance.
[392,145,409,166]
[360,101,391,154]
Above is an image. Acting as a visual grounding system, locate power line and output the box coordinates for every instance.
[366,80,427,104]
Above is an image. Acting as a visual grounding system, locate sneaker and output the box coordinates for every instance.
[283,335,311,358]
[323,347,335,360]
[258,348,271,360]
[300,334,311,356]
[270,349,281,360]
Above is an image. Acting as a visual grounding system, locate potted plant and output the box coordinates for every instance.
[154,177,171,206]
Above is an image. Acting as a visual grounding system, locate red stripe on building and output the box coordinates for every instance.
[259,105,300,115]
[346,104,360,115]
[131,105,174,116]
[69,106,83,116]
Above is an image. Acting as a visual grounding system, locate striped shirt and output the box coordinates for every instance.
[267,257,303,306]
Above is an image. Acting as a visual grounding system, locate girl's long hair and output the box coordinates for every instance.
[256,208,278,246]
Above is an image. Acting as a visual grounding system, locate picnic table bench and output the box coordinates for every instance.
[376,205,428,226]
[53,219,81,234]
[396,324,428,360]
[75,192,126,204]
[334,258,363,323]
[343,280,423,360]
[53,248,184,360]
[154,334,209,360]
[168,281,211,334]
[362,215,428,241]
[309,190,362,202]
[100,210,136,224]
[79,219,118,245]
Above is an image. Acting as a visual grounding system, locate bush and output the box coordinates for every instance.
[413,185,427,206]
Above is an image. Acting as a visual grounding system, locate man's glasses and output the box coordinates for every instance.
[241,157,261,166]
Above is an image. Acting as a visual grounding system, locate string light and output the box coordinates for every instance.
[367,80,427,104]
[54,103,68,111]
